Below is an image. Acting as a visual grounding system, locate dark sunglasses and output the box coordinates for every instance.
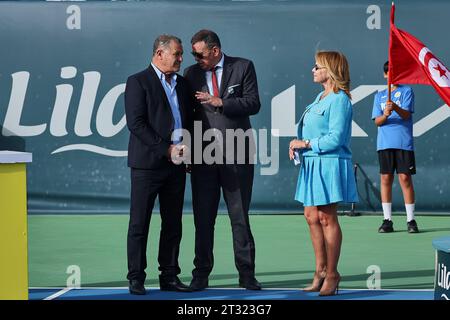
[191,51,206,59]
[313,64,326,71]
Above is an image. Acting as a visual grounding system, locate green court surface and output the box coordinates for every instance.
[28,214,450,290]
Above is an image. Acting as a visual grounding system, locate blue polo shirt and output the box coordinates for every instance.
[371,85,414,151]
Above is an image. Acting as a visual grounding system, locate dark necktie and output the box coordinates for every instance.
[164,73,172,85]
[211,66,219,97]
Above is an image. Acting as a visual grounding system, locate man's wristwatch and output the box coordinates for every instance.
[304,139,311,149]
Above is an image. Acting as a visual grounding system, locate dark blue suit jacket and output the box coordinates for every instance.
[125,66,193,169]
[183,55,260,163]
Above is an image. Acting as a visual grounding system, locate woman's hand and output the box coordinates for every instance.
[289,139,306,160]
[289,144,295,160]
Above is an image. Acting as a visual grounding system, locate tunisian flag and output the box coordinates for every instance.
[389,3,450,106]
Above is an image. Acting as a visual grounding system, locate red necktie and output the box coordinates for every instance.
[211,66,219,97]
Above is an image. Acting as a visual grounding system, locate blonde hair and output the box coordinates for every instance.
[315,51,351,99]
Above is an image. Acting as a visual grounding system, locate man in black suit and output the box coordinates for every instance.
[184,29,261,291]
[125,34,193,295]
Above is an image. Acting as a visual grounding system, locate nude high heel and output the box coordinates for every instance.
[318,274,341,296]
[303,271,326,292]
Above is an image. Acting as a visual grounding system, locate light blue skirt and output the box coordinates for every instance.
[295,156,358,207]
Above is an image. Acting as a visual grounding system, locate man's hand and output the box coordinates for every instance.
[168,144,190,165]
[195,91,223,107]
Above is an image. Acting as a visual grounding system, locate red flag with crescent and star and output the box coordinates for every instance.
[388,2,450,106]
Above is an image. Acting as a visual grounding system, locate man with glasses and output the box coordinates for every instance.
[183,29,261,291]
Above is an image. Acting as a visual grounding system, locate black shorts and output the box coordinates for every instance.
[378,149,416,175]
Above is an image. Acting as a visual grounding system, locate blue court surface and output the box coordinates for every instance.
[29,287,434,300]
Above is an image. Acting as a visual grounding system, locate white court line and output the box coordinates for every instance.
[43,288,73,300]
[32,287,433,292]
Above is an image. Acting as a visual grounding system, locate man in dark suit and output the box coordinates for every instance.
[184,29,261,291]
[125,34,193,295]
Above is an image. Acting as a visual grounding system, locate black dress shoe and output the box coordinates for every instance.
[159,276,192,292]
[239,277,262,290]
[129,280,146,295]
[189,277,209,291]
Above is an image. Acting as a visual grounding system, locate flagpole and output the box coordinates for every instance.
[387,2,395,102]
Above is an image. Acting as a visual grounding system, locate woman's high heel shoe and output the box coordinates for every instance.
[303,272,326,292]
[318,274,341,296]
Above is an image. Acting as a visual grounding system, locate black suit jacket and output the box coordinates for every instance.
[125,66,193,169]
[183,55,261,163]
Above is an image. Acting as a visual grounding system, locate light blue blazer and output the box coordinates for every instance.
[297,90,353,159]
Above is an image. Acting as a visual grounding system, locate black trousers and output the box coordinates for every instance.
[191,163,255,279]
[127,165,186,282]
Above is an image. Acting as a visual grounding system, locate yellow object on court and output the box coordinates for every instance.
[0,151,32,300]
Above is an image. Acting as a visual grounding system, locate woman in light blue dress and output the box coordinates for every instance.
[289,51,358,296]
